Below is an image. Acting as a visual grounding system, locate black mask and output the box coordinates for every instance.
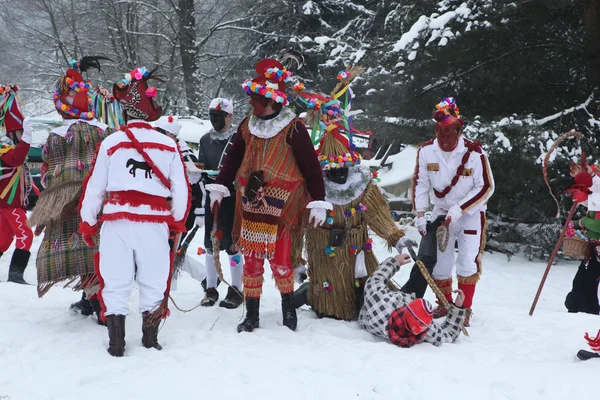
[326,167,349,184]
[7,132,19,146]
[209,110,228,132]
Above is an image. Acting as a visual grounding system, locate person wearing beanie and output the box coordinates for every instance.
[206,58,329,333]
[289,68,416,321]
[79,66,191,356]
[0,85,34,284]
[197,98,244,309]
[28,57,112,322]
[407,98,494,327]
[359,254,467,347]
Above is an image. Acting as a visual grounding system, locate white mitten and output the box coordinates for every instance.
[205,184,230,210]
[416,216,428,236]
[21,117,33,144]
[446,204,463,225]
[394,236,418,253]
[306,200,333,227]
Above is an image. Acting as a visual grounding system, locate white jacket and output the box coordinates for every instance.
[80,120,190,227]
[412,137,494,215]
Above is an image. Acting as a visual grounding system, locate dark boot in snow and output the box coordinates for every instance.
[201,287,219,306]
[219,286,243,309]
[142,311,162,351]
[70,292,94,316]
[237,297,260,333]
[106,315,126,357]
[293,282,309,309]
[7,249,30,284]
[281,293,297,331]
[89,296,107,326]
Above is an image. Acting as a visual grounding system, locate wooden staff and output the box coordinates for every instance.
[529,201,578,316]
[406,245,468,336]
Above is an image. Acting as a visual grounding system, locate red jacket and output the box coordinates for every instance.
[0,140,30,209]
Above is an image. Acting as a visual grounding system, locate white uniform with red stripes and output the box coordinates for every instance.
[80,120,190,316]
[412,137,494,280]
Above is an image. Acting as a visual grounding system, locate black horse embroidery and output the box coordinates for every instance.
[126,158,152,179]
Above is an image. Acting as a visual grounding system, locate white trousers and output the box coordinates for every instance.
[99,220,170,316]
[431,209,486,280]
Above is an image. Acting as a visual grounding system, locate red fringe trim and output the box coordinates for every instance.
[99,212,173,224]
[585,329,600,351]
[171,141,192,233]
[78,221,99,236]
[106,142,177,156]
[93,252,107,323]
[106,190,170,211]
[169,221,187,233]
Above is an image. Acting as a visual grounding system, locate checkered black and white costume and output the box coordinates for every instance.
[359,257,467,346]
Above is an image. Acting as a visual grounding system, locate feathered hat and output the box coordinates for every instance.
[242,58,293,106]
[54,56,110,120]
[113,66,165,122]
[433,97,464,130]
[0,85,24,134]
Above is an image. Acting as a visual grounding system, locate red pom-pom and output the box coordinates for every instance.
[12,86,18,92]
[433,110,446,123]
[168,116,174,123]
[215,230,223,240]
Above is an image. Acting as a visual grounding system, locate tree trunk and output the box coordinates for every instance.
[581,0,600,86]
[177,0,202,116]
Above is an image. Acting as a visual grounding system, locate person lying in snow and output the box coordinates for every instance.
[359,253,467,347]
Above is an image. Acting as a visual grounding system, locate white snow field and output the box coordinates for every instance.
[0,224,598,400]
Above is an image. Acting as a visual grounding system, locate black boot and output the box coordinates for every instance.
[237,297,260,333]
[201,287,219,306]
[142,311,162,351]
[90,297,107,326]
[7,248,30,284]
[293,282,309,309]
[281,293,297,331]
[70,292,94,316]
[106,315,126,357]
[219,286,244,309]
[201,277,221,292]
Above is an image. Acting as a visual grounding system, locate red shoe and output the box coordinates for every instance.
[432,304,448,319]
[464,308,472,327]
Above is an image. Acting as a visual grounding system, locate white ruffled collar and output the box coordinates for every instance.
[247,108,296,139]
[50,118,108,137]
[324,165,372,205]
[210,126,235,141]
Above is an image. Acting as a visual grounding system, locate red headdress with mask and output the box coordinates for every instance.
[0,85,24,134]
[113,66,165,122]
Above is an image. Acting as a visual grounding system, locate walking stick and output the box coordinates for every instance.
[529,201,577,316]
[173,224,200,278]
[211,203,233,289]
[406,245,468,337]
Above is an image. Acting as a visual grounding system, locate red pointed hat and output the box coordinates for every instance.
[54,58,99,120]
[113,66,163,122]
[0,85,24,133]
[242,58,292,106]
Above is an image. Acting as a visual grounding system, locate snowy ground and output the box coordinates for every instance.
[0,224,598,400]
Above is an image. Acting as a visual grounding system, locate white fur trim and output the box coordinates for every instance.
[247,107,296,139]
[205,183,231,197]
[306,200,333,210]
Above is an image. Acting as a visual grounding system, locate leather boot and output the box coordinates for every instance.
[7,249,30,284]
[293,282,309,309]
[142,311,162,350]
[237,297,260,333]
[106,315,126,357]
[70,291,94,316]
[219,286,244,309]
[281,293,297,331]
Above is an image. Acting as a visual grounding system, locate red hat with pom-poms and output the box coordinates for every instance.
[434,97,464,128]
[241,58,293,106]
[113,66,165,122]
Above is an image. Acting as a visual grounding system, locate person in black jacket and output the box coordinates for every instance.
[197,98,243,309]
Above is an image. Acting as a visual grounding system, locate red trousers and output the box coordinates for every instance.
[0,207,33,252]
[243,230,295,298]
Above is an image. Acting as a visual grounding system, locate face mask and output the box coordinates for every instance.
[8,132,19,146]
[436,131,459,152]
[326,167,349,184]
[209,110,227,132]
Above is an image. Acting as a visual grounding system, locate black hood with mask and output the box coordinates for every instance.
[326,167,349,185]
[209,109,229,132]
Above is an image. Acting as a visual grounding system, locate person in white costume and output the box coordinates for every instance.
[79,66,190,357]
[411,97,494,327]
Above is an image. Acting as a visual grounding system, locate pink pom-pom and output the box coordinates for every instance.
[145,87,157,98]
[134,72,143,80]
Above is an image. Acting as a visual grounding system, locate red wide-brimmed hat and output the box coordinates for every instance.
[113,66,164,122]
[54,56,110,120]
